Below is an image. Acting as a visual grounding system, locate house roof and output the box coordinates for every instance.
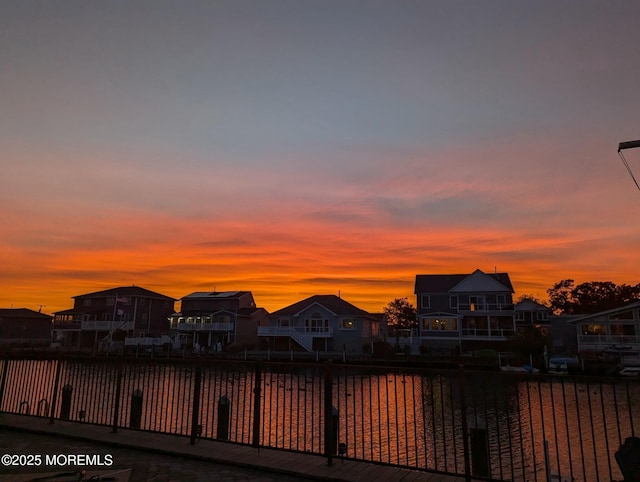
[270,295,370,317]
[567,301,640,324]
[73,286,176,301]
[0,308,52,319]
[415,269,513,293]
[181,291,250,300]
[515,299,551,311]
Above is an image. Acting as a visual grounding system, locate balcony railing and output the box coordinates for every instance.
[257,326,334,337]
[175,322,234,332]
[457,303,514,312]
[460,328,515,338]
[80,321,134,331]
[578,334,640,346]
[52,322,81,330]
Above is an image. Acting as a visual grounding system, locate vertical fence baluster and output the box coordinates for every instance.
[324,360,334,466]
[112,361,123,432]
[252,361,262,448]
[48,359,62,424]
[458,366,471,482]
[190,360,202,445]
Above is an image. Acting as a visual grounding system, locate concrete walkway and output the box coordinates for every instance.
[0,414,469,482]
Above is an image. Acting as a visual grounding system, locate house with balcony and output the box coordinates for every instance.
[514,299,552,331]
[0,308,53,348]
[168,291,268,351]
[258,294,381,353]
[52,286,176,350]
[570,301,640,361]
[414,269,516,355]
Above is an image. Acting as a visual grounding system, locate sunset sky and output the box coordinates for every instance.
[2,1,640,315]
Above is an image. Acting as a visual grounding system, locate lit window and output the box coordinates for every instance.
[341,319,356,330]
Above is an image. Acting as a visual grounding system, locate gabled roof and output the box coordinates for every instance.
[415,269,513,293]
[74,286,175,301]
[271,295,370,317]
[0,308,52,319]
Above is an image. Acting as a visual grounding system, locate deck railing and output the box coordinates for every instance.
[0,355,638,481]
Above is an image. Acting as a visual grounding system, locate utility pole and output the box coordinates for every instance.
[618,139,640,191]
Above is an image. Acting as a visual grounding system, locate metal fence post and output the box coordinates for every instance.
[190,360,202,445]
[458,365,472,482]
[112,362,123,433]
[217,395,230,441]
[59,384,73,421]
[324,360,334,467]
[129,389,143,429]
[252,361,262,448]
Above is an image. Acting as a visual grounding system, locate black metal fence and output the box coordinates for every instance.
[1,356,638,481]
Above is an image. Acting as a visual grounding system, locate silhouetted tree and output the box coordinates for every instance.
[547,279,640,314]
[383,298,417,329]
[509,325,550,366]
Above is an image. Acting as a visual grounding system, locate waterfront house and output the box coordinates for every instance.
[414,269,516,355]
[168,290,268,351]
[257,294,382,353]
[514,299,552,332]
[52,286,176,350]
[570,301,640,360]
[0,308,52,348]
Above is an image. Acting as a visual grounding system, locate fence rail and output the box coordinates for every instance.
[0,356,638,481]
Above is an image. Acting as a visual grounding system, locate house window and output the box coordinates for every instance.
[497,295,506,306]
[536,312,549,321]
[469,296,485,311]
[421,295,430,309]
[515,312,525,321]
[306,317,329,333]
[423,317,457,331]
[610,324,636,337]
[279,318,290,327]
[341,319,356,330]
[449,296,458,309]
[582,323,605,335]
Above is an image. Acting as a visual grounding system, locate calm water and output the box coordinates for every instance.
[2,359,638,481]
